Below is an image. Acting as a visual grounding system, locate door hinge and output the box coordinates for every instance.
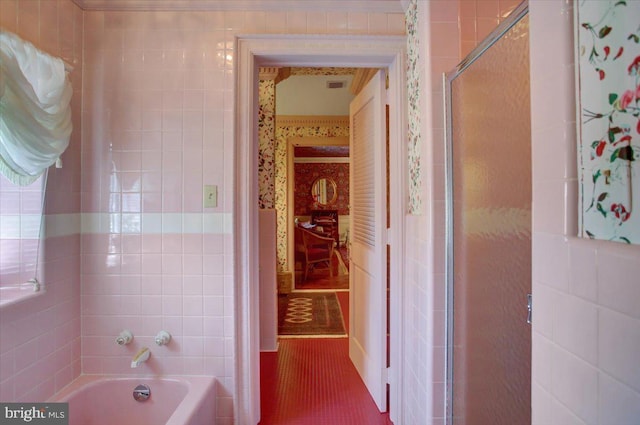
[527,293,532,324]
[385,227,391,246]
[383,367,392,384]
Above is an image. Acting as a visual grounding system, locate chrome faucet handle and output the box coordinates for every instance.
[116,330,133,345]
[155,330,171,346]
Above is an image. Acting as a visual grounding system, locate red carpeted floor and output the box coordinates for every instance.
[259,338,392,425]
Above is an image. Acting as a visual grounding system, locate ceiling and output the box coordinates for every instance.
[72,0,406,12]
[276,74,355,116]
[274,67,377,116]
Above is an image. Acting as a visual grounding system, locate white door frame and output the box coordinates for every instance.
[234,34,407,425]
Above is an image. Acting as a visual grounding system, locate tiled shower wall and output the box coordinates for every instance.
[0,0,83,402]
[80,9,404,425]
[458,0,522,57]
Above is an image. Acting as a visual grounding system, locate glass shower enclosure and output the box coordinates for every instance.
[445,3,531,425]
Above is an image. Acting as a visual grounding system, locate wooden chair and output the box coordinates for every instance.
[311,210,339,247]
[313,216,337,246]
[296,226,335,282]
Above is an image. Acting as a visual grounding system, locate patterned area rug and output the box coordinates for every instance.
[278,292,346,337]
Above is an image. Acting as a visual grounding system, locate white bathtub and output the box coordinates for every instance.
[49,375,216,425]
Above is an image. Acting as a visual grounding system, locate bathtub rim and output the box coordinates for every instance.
[49,374,216,425]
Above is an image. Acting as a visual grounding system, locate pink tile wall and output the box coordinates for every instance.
[0,0,83,402]
[458,0,522,57]
[80,9,403,425]
[402,1,460,424]
[530,2,640,424]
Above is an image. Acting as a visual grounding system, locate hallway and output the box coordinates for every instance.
[259,338,392,425]
[261,284,390,424]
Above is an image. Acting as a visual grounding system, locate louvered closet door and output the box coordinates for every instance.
[349,69,387,412]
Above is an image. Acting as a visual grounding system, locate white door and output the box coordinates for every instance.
[349,69,387,412]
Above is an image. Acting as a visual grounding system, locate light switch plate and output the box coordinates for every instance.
[203,185,217,208]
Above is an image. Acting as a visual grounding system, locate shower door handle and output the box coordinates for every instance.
[526,294,532,325]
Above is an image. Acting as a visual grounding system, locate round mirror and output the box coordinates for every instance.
[311,177,338,206]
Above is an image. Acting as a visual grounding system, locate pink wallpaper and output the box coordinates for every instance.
[294,163,349,216]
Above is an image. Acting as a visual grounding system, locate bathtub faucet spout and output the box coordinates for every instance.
[131,347,151,368]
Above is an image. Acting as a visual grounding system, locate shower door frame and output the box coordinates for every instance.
[443,2,530,424]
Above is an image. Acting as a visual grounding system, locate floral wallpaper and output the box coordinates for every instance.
[258,79,276,209]
[291,67,358,76]
[294,163,350,216]
[275,124,350,271]
[577,0,640,244]
[406,0,422,215]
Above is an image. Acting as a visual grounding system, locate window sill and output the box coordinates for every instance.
[0,285,43,309]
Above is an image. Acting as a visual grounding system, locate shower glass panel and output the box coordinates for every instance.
[445,5,531,425]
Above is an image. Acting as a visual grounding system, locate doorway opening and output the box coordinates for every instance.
[261,66,385,419]
[235,34,406,425]
[287,135,350,293]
